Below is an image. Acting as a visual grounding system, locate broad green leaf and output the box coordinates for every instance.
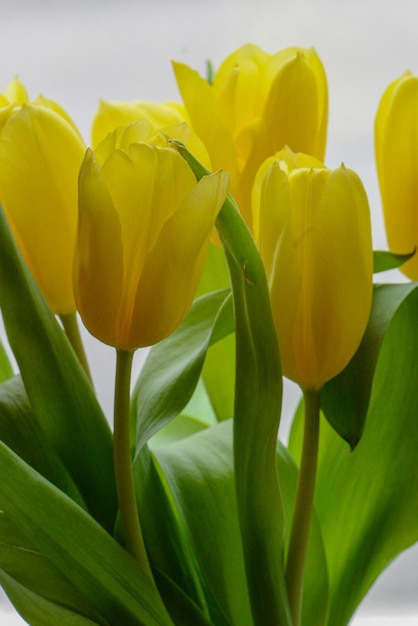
[0,375,84,506]
[0,571,103,626]
[201,333,235,421]
[181,377,217,426]
[0,440,174,626]
[175,142,291,625]
[153,569,215,626]
[0,338,13,382]
[145,376,216,448]
[0,206,117,530]
[0,515,106,625]
[373,249,415,273]
[134,445,226,625]
[321,282,418,447]
[153,421,250,626]
[289,283,418,625]
[152,421,328,626]
[149,414,211,448]
[196,243,235,421]
[196,242,230,297]
[131,288,233,452]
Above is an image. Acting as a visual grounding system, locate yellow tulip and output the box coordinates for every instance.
[91,99,188,148]
[0,77,85,315]
[253,148,373,390]
[74,122,229,351]
[173,44,328,229]
[375,72,418,279]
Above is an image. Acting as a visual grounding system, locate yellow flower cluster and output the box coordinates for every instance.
[9,43,415,392]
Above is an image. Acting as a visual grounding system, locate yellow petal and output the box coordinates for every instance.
[253,158,290,276]
[100,144,197,345]
[173,61,236,175]
[91,99,188,148]
[375,73,418,279]
[94,120,154,167]
[75,149,124,346]
[0,104,85,314]
[263,48,328,160]
[127,170,229,348]
[34,95,84,141]
[213,43,269,96]
[3,76,29,105]
[152,122,212,170]
[268,165,372,389]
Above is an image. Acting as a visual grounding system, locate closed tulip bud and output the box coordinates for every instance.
[375,72,418,279]
[173,44,328,229]
[253,148,373,390]
[74,122,229,351]
[0,77,86,315]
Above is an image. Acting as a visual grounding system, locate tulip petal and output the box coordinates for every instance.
[75,149,124,347]
[268,166,372,389]
[253,158,290,277]
[127,170,229,348]
[0,105,85,314]
[375,73,418,279]
[173,62,236,176]
[91,100,188,149]
[34,95,84,141]
[4,77,29,105]
[264,49,327,160]
[100,144,200,347]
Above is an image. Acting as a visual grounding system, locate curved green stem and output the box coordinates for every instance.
[114,349,153,579]
[60,313,93,385]
[285,388,321,626]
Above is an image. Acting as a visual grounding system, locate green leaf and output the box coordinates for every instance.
[196,240,235,423]
[153,421,250,626]
[0,375,85,506]
[174,142,291,626]
[153,569,215,626]
[196,242,231,297]
[0,205,117,531]
[152,421,328,626]
[289,282,418,625]
[131,288,233,452]
[321,282,418,448]
[0,572,103,626]
[0,440,174,626]
[373,249,415,273]
[201,333,235,421]
[0,338,13,382]
[0,515,106,625]
[133,445,217,623]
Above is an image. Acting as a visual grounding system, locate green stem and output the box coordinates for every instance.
[285,388,321,626]
[60,313,93,385]
[114,349,153,578]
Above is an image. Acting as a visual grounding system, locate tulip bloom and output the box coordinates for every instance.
[375,72,418,279]
[253,148,373,390]
[173,44,328,229]
[0,77,85,315]
[74,122,229,351]
[91,99,188,148]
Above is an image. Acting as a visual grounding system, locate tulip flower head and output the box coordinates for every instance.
[375,71,418,279]
[173,44,328,229]
[91,99,189,149]
[253,148,373,390]
[0,77,86,315]
[74,121,229,351]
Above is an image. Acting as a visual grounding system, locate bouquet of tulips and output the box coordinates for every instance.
[0,44,417,626]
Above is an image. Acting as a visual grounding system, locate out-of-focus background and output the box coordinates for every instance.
[0,0,417,623]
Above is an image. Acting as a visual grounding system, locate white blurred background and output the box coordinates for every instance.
[0,0,418,623]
